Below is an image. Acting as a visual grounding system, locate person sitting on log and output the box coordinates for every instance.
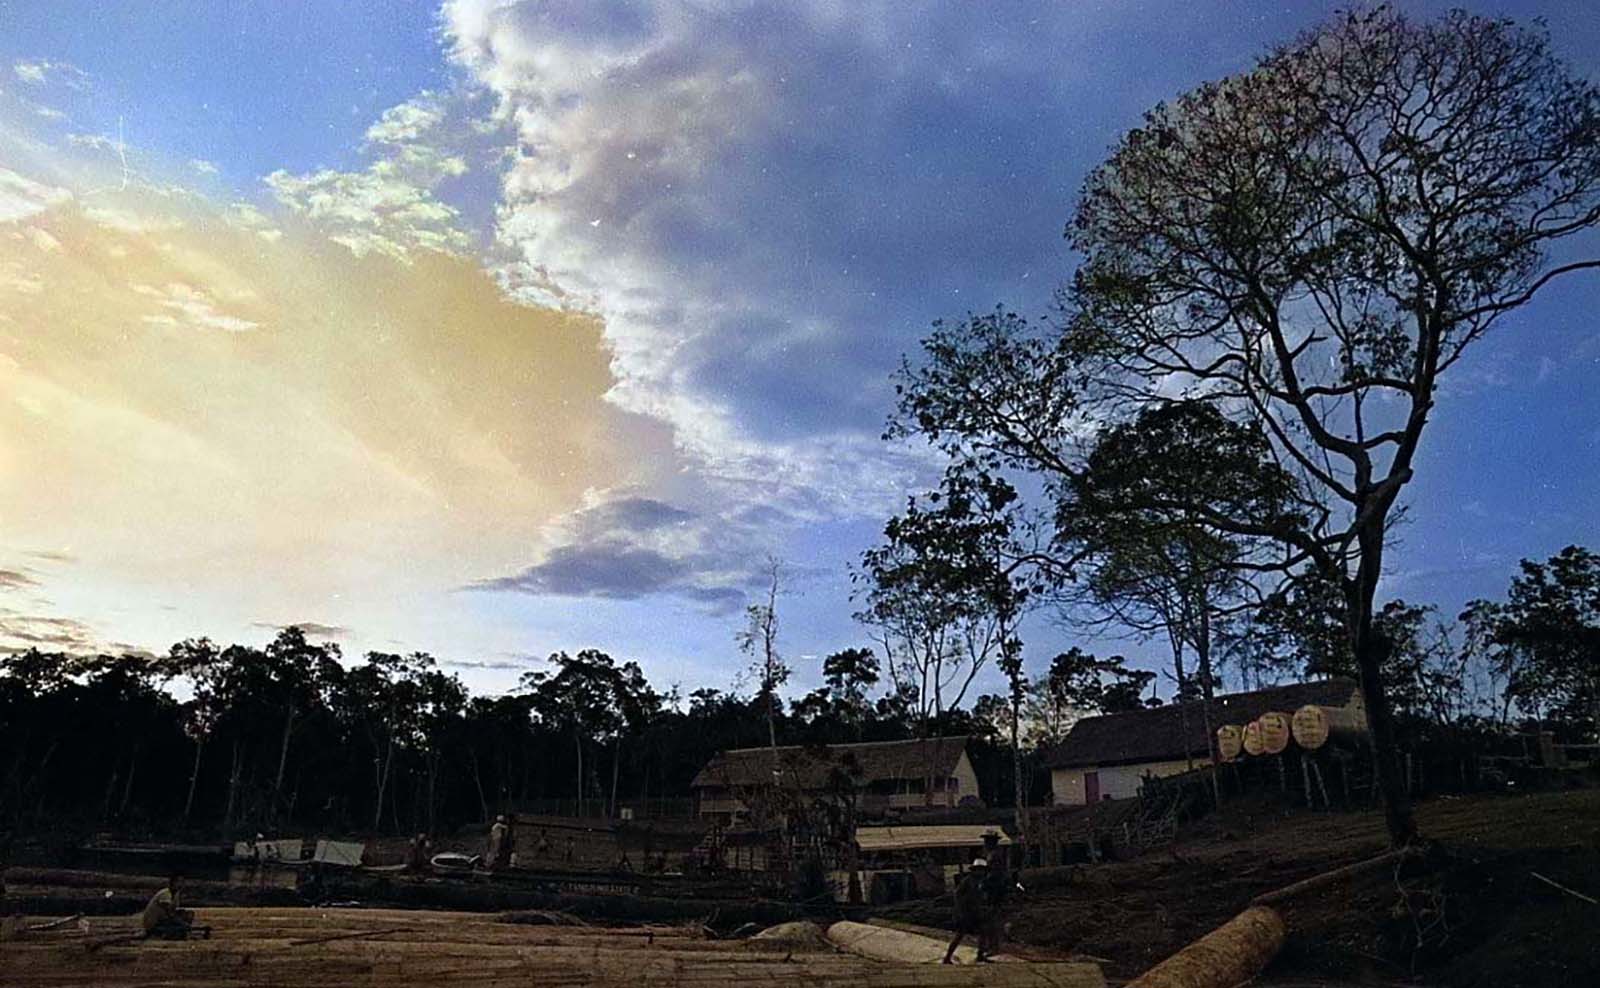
[942,858,992,964]
[141,875,209,941]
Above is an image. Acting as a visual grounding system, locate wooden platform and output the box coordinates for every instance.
[1,907,1104,987]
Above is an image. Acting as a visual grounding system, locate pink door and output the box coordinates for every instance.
[1084,771,1100,804]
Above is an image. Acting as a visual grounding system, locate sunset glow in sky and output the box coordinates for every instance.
[3,1,1598,696]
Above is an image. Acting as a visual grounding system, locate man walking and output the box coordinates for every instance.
[942,858,992,964]
[978,832,1013,959]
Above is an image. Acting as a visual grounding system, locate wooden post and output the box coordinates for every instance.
[1309,758,1329,809]
[1300,755,1312,808]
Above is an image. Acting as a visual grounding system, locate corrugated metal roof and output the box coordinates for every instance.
[855,824,1011,853]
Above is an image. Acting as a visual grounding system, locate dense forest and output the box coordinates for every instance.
[0,631,1032,841]
[2,544,1594,842]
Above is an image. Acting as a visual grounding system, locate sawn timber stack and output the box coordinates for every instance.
[1,906,1105,988]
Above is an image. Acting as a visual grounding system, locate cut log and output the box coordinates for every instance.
[1215,726,1241,762]
[1257,712,1291,756]
[1289,703,1367,750]
[826,919,1105,981]
[827,919,999,965]
[748,921,830,950]
[1241,721,1263,757]
[1125,905,1285,988]
[1250,847,1419,907]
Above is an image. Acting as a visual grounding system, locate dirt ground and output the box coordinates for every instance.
[875,787,1600,987]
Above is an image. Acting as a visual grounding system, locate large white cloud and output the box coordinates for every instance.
[436,1,1132,522]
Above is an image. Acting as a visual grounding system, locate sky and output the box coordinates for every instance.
[1,1,1598,701]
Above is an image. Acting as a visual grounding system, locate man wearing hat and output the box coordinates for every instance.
[942,857,992,963]
[978,831,1014,959]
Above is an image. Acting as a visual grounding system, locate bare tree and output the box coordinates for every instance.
[895,9,1600,846]
[737,557,791,775]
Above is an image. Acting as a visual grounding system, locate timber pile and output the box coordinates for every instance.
[0,907,1105,988]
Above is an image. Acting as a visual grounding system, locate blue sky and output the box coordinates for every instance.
[1,1,1597,703]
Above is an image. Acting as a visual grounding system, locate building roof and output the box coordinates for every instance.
[855,824,1011,854]
[691,736,971,790]
[1043,678,1361,769]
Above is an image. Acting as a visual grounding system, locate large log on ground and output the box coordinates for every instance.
[827,919,989,964]
[825,921,1103,985]
[1125,906,1285,988]
[1256,712,1292,755]
[1289,704,1368,750]
[1250,847,1418,907]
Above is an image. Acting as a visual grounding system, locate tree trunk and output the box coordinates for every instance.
[224,742,243,832]
[183,737,204,821]
[373,737,393,833]
[1010,687,1026,856]
[468,747,489,823]
[1194,583,1222,809]
[609,736,621,819]
[427,753,439,835]
[1170,634,1194,771]
[574,726,584,817]
[100,761,120,822]
[273,705,297,822]
[1348,532,1418,847]
[118,742,140,816]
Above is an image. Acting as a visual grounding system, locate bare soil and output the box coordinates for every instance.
[874,788,1600,987]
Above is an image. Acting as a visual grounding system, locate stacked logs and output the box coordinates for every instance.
[1213,702,1370,807]
[1215,702,1366,764]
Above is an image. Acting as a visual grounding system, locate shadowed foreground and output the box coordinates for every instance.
[1,907,1104,988]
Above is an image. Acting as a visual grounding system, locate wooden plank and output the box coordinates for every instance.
[0,906,1105,988]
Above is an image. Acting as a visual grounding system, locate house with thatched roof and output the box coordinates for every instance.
[690,736,980,823]
[1043,678,1366,805]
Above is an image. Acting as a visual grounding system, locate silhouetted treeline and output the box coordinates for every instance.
[0,630,1030,841]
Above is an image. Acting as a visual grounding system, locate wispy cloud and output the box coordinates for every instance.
[266,91,486,262]
[0,610,99,651]
[0,569,40,591]
[12,59,89,90]
[252,621,351,639]
[133,282,259,332]
[440,655,540,671]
